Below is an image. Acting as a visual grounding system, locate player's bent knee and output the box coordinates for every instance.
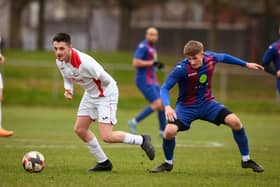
[225,114,243,130]
[151,99,163,110]
[74,126,87,136]
[164,125,177,139]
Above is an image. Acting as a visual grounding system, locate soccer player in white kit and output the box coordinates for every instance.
[0,51,13,137]
[52,33,155,171]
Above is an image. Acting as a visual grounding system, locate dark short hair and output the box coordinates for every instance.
[52,33,71,44]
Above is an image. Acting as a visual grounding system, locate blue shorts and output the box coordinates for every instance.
[136,82,160,103]
[175,100,225,130]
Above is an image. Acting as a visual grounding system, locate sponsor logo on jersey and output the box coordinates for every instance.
[188,72,197,77]
[199,74,207,84]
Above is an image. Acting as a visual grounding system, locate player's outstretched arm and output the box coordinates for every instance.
[245,63,264,70]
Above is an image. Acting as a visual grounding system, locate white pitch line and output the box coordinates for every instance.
[3,141,223,149]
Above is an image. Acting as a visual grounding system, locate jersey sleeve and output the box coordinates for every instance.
[134,43,147,59]
[161,63,185,106]
[214,52,247,66]
[80,60,112,86]
[262,45,274,65]
[56,61,74,94]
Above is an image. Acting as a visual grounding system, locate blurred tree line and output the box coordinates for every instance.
[5,0,280,53]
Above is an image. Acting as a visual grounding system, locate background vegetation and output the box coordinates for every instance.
[1,50,279,113]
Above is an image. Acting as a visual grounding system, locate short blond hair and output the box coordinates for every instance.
[183,40,204,56]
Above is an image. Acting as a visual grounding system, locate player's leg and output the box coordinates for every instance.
[215,108,264,172]
[154,85,166,137]
[157,109,166,138]
[74,116,111,172]
[149,123,177,173]
[128,85,155,129]
[224,113,264,172]
[203,101,264,172]
[97,96,155,160]
[0,87,3,129]
[128,105,154,134]
[0,73,13,137]
[150,119,192,173]
[98,123,155,160]
[128,85,165,135]
[76,92,111,171]
[150,105,193,173]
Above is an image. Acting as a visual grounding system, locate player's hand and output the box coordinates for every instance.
[165,105,177,122]
[277,70,280,78]
[64,90,73,100]
[154,61,164,70]
[246,63,264,70]
[0,55,5,64]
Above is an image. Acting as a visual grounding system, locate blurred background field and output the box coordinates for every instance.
[0,0,280,186]
[1,50,279,113]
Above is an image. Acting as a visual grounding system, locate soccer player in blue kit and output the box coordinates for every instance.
[128,27,166,137]
[262,25,280,95]
[150,40,264,173]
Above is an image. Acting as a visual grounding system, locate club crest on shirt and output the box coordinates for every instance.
[72,69,80,77]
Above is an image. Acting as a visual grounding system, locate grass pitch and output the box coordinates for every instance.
[0,106,279,187]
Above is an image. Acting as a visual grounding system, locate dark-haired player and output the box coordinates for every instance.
[52,33,154,172]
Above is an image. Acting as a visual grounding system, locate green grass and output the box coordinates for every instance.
[0,106,279,187]
[0,50,279,113]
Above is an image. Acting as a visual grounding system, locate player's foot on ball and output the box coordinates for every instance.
[150,162,173,173]
[128,119,137,134]
[141,135,155,160]
[88,160,113,172]
[0,128,13,137]
[241,159,264,172]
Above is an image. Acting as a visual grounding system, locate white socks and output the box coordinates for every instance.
[123,133,143,145]
[86,137,108,163]
[165,160,173,165]
[242,155,250,162]
[86,134,144,163]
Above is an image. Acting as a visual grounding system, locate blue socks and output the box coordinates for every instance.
[135,106,166,133]
[158,111,166,131]
[135,106,154,122]
[163,138,176,161]
[232,128,249,156]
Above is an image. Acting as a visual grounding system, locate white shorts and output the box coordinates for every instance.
[77,91,118,125]
[0,73,3,89]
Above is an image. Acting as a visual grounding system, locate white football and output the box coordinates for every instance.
[22,151,45,173]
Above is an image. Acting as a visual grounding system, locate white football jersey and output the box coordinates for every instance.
[56,48,118,97]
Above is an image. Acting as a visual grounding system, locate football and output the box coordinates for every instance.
[22,151,45,173]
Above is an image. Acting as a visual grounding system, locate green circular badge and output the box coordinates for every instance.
[199,74,207,84]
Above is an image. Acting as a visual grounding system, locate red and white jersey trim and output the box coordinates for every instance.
[56,48,118,97]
